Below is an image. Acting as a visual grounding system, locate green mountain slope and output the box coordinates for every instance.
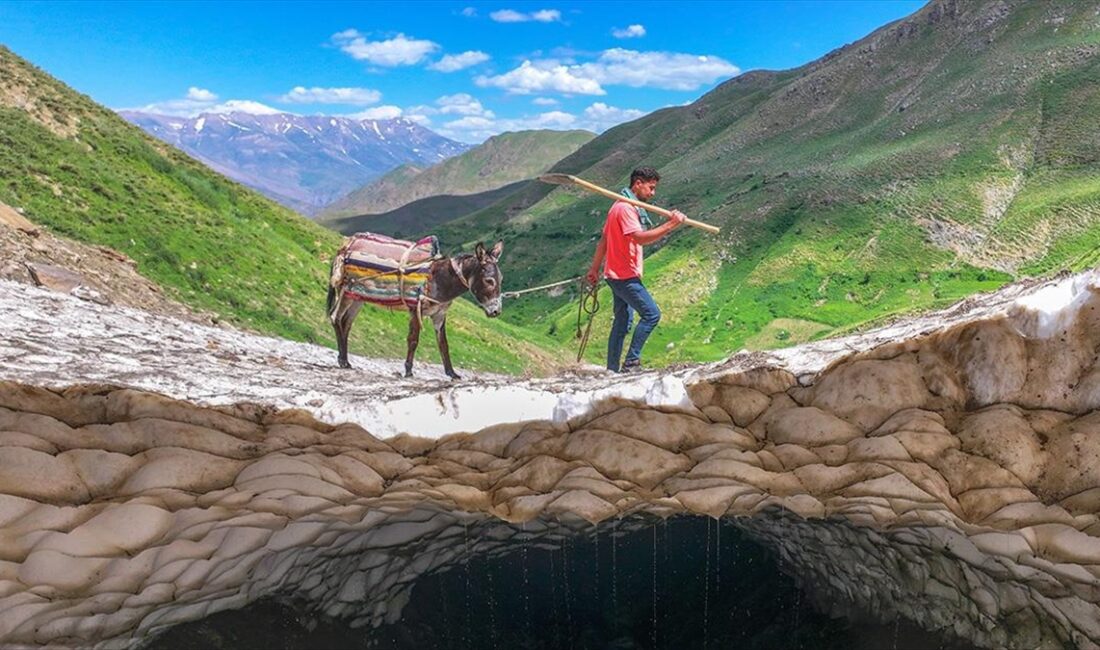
[325,180,529,240]
[318,129,594,220]
[323,162,424,219]
[0,45,568,374]
[432,0,1100,368]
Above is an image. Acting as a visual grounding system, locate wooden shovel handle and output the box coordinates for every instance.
[566,175,721,234]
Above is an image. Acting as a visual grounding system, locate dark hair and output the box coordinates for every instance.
[630,167,660,187]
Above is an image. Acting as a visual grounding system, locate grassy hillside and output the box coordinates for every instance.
[319,163,424,219]
[325,180,529,240]
[0,45,569,375]
[319,129,594,220]
[431,0,1100,368]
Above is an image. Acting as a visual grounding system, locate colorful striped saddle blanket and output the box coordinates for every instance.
[333,232,440,309]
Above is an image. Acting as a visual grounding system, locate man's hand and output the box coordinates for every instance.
[669,209,687,225]
[585,267,600,285]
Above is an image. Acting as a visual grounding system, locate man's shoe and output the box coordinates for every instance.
[620,359,642,373]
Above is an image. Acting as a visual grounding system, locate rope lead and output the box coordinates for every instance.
[498,275,599,363]
[576,280,600,363]
[501,276,580,299]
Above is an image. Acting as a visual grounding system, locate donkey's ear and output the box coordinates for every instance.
[475,242,487,262]
[490,240,504,261]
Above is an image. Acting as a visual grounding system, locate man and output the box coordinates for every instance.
[586,167,686,373]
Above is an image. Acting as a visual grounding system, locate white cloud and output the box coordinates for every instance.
[441,116,498,134]
[436,93,494,117]
[342,104,444,124]
[403,114,432,126]
[578,49,739,91]
[532,97,559,106]
[490,8,561,23]
[346,105,404,120]
[186,87,217,101]
[490,9,527,22]
[475,48,737,96]
[278,86,382,105]
[127,90,282,117]
[461,6,477,17]
[332,30,440,66]
[434,100,651,143]
[206,100,282,115]
[475,60,605,95]
[428,50,490,72]
[405,103,435,116]
[531,9,561,22]
[399,94,494,125]
[129,99,210,116]
[581,102,646,131]
[435,110,577,142]
[527,110,577,127]
[612,24,646,39]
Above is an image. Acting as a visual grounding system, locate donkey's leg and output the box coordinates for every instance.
[336,301,362,369]
[404,308,422,378]
[431,311,460,380]
[328,288,343,326]
[333,297,351,368]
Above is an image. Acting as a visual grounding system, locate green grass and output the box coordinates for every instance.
[743,318,832,351]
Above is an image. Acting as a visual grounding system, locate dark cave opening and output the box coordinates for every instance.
[153,516,975,650]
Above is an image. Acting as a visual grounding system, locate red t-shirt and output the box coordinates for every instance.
[603,201,644,279]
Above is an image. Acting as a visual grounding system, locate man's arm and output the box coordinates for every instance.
[630,210,687,245]
[586,231,607,284]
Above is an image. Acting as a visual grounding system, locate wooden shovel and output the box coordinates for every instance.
[538,173,720,234]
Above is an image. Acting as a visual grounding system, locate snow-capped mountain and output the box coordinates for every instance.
[119,111,470,216]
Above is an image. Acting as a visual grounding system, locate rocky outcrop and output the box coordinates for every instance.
[4,271,1100,648]
[0,219,212,324]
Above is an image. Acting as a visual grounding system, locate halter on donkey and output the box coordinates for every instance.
[326,232,504,379]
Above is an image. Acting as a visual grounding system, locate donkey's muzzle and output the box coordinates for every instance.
[482,297,502,318]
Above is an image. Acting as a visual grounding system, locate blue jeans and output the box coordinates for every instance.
[606,277,661,372]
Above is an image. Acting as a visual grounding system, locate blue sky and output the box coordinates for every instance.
[0,1,926,143]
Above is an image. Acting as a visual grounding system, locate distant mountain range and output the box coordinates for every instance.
[319,129,595,222]
[119,111,470,215]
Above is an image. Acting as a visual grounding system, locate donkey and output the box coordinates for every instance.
[327,241,504,379]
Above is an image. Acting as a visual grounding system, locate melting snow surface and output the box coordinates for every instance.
[4,270,1097,440]
[194,117,205,133]
[1013,272,1093,338]
[0,281,690,440]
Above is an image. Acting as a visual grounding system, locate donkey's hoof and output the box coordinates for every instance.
[447,372,462,381]
[404,370,414,378]
[338,359,352,369]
